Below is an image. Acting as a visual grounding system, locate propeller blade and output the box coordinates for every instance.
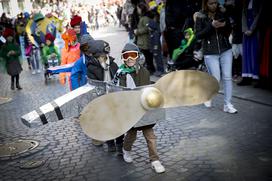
[154,70,219,107]
[79,90,146,141]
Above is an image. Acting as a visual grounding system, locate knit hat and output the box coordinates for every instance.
[45,33,55,42]
[87,40,110,57]
[70,15,82,27]
[122,42,140,53]
[79,34,94,45]
[3,28,14,38]
[33,12,44,22]
[61,29,77,50]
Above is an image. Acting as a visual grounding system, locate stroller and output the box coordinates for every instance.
[166,28,206,72]
[44,54,59,84]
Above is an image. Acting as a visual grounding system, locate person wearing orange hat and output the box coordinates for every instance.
[70,15,88,42]
[0,28,23,90]
[59,29,80,90]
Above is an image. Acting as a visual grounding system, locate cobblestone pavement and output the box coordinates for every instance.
[0,26,272,181]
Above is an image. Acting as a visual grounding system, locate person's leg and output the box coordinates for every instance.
[204,54,220,107]
[35,48,41,72]
[27,57,31,70]
[10,76,15,90]
[220,49,233,106]
[116,134,124,154]
[238,35,252,85]
[153,49,165,74]
[220,49,237,113]
[123,129,137,163]
[141,49,155,74]
[204,54,221,82]
[123,129,137,151]
[142,128,165,173]
[30,54,36,74]
[15,74,22,89]
[142,128,159,161]
[116,134,124,146]
[106,140,116,152]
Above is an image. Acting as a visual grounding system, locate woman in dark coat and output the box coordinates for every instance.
[0,28,22,90]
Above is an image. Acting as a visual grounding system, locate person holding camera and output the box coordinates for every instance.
[195,0,237,114]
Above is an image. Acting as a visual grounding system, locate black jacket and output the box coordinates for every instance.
[165,0,201,30]
[195,10,231,55]
[87,56,118,81]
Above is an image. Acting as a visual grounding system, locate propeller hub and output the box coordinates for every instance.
[141,87,163,110]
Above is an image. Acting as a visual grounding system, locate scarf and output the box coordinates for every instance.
[111,64,137,87]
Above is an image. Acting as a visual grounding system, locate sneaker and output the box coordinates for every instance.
[204,100,212,108]
[37,69,41,73]
[32,70,36,75]
[122,148,133,163]
[151,160,165,173]
[223,104,238,114]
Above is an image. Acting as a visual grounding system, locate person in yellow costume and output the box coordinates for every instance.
[59,29,80,90]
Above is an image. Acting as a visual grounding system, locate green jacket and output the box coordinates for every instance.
[42,44,60,64]
[135,15,150,50]
[0,42,22,76]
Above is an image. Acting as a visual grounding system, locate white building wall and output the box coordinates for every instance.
[10,0,20,17]
[0,2,3,16]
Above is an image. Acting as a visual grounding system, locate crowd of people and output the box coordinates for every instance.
[0,0,272,174]
[119,0,272,112]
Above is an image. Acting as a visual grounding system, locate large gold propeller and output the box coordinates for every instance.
[79,70,219,141]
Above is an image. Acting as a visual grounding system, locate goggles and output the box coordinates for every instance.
[121,51,139,60]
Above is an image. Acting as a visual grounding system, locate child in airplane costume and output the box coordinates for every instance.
[117,42,166,174]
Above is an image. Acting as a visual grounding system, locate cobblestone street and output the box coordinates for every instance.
[0,26,272,181]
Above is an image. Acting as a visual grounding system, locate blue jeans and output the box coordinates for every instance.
[204,49,233,106]
[31,47,40,70]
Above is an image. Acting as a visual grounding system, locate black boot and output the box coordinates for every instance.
[16,83,22,90]
[11,83,15,90]
[237,77,252,86]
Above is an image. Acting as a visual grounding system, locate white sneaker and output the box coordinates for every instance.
[204,100,212,108]
[151,160,165,173]
[122,148,133,163]
[32,70,36,75]
[224,104,238,114]
[37,69,41,73]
